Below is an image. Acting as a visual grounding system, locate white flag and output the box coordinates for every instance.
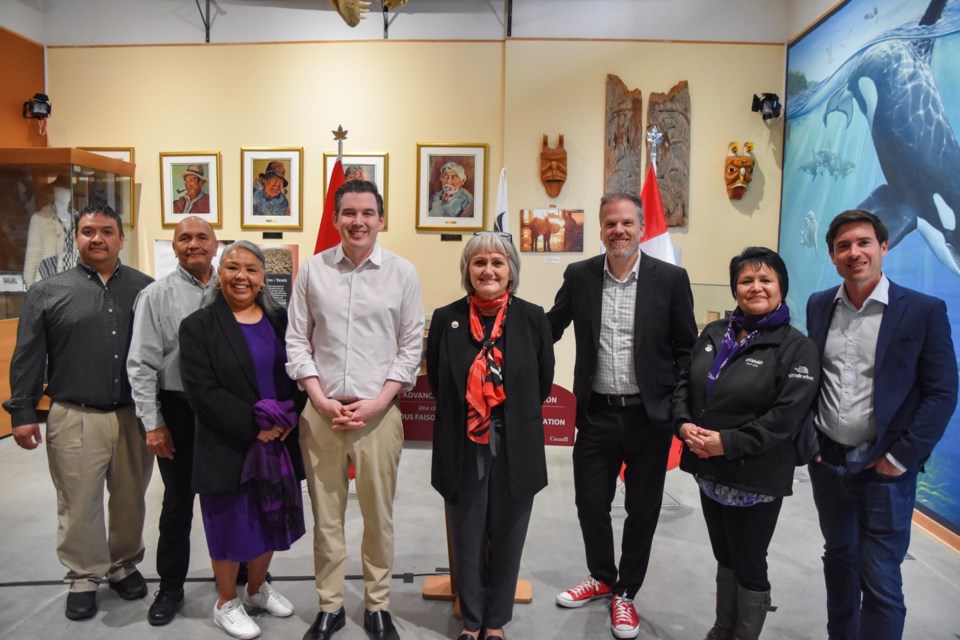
[493,167,509,233]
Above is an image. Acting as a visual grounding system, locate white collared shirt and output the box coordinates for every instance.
[285,242,425,400]
[815,275,889,447]
[592,252,641,395]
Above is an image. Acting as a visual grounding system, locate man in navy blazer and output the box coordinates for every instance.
[806,209,958,640]
[547,193,697,639]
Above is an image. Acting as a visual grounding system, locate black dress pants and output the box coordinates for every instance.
[572,397,673,598]
[447,423,534,632]
[155,391,197,592]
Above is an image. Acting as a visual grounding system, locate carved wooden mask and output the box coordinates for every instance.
[540,134,568,198]
[725,141,755,200]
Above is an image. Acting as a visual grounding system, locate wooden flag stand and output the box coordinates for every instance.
[422,505,533,617]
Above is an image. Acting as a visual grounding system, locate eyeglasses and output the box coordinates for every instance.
[474,230,513,241]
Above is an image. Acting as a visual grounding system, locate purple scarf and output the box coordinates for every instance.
[240,399,304,537]
[705,303,791,396]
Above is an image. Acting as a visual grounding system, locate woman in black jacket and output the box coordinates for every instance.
[427,231,555,640]
[180,241,306,640]
[673,247,819,640]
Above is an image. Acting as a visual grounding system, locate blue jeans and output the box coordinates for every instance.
[808,459,917,640]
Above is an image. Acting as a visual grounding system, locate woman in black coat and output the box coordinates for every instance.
[180,241,306,640]
[673,247,820,640]
[427,231,555,640]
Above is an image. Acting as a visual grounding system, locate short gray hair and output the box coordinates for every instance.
[460,232,520,295]
[215,240,283,314]
[441,162,467,182]
[599,192,643,222]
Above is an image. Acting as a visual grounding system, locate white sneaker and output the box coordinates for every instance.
[243,582,294,618]
[214,598,261,639]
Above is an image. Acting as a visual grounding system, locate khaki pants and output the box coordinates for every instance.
[299,401,403,611]
[46,402,153,591]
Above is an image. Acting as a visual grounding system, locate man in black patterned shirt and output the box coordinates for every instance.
[3,204,154,622]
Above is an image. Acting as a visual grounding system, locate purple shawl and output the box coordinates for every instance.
[240,399,303,537]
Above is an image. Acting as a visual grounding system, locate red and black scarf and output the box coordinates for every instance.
[465,292,509,444]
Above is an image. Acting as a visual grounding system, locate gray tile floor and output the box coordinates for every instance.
[1,439,958,639]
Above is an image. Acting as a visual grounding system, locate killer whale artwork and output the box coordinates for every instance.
[780,0,960,534]
[823,0,960,275]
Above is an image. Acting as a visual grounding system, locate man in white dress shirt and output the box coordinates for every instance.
[286,180,424,640]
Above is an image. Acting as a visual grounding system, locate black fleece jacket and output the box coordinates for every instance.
[673,319,820,496]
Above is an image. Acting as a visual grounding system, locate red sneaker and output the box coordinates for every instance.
[611,594,640,638]
[555,576,613,608]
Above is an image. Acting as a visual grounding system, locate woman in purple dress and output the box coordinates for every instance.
[180,240,305,640]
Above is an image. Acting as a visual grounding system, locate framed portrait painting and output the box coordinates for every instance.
[241,147,303,230]
[79,147,136,227]
[324,152,389,229]
[159,151,222,228]
[416,143,487,231]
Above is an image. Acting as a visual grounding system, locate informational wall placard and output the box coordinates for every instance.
[153,240,298,308]
[542,383,576,446]
[400,377,576,446]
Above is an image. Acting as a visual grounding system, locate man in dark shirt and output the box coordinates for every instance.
[3,204,155,622]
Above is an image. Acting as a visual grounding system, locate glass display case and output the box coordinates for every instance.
[0,147,136,320]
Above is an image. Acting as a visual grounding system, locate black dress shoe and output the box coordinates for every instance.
[302,608,346,640]
[65,591,97,620]
[364,610,400,640]
[148,588,184,626]
[108,570,148,600]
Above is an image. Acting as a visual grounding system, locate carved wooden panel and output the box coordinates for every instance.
[647,80,691,227]
[604,74,644,196]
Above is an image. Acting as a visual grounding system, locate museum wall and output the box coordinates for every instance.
[0,26,46,148]
[45,40,505,309]
[502,38,786,385]
[44,37,786,389]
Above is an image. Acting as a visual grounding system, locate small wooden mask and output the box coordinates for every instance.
[540,134,568,198]
[725,141,755,200]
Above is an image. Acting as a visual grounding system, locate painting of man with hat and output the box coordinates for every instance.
[173,164,210,214]
[252,160,290,217]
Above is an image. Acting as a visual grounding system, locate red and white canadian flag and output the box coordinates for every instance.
[314,159,345,254]
[638,163,676,265]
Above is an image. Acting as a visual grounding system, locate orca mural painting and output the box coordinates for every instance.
[780,0,960,534]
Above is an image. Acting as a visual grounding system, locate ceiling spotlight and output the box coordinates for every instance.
[751,93,781,120]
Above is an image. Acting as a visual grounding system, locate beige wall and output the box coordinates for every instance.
[46,41,506,313]
[47,38,786,389]
[503,39,786,384]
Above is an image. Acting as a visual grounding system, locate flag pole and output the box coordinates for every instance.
[333,124,348,161]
